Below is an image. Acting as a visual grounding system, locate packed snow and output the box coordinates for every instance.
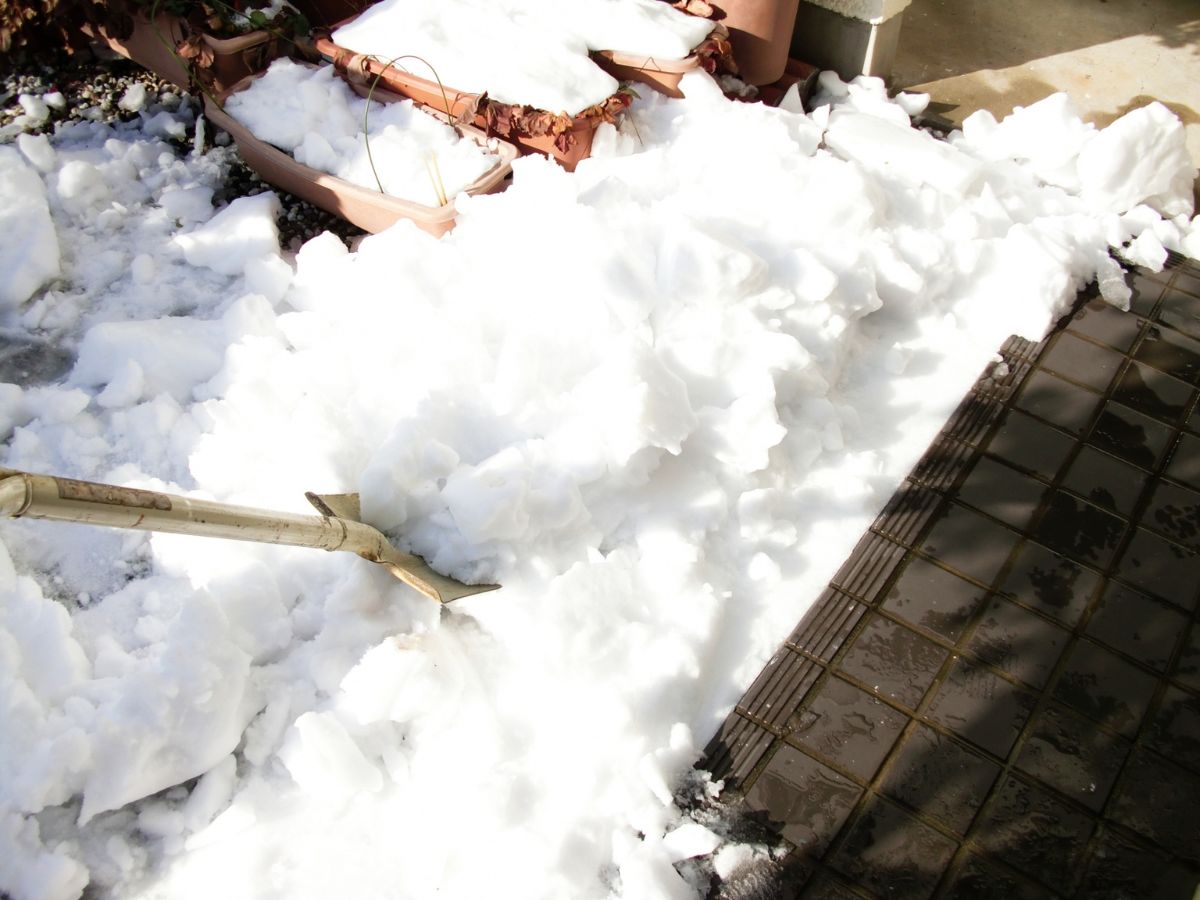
[225,59,502,206]
[1,57,1198,900]
[331,0,715,114]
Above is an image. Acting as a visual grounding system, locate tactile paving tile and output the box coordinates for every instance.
[702,255,1200,899]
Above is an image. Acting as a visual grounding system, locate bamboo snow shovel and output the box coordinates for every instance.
[0,467,498,604]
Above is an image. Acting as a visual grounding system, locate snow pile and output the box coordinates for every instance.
[225,60,503,206]
[0,64,1197,900]
[0,146,61,307]
[332,0,714,114]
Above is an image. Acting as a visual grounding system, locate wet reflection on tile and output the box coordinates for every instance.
[1166,433,1200,491]
[880,724,1000,834]
[953,457,1049,530]
[743,745,862,857]
[968,598,1069,689]
[1040,332,1126,393]
[1016,704,1131,812]
[1089,402,1174,469]
[1014,370,1103,436]
[1077,826,1200,900]
[1111,361,1194,425]
[1070,299,1144,352]
[1086,582,1186,671]
[1146,686,1200,773]
[1032,491,1126,568]
[942,853,1049,900]
[1135,323,1200,385]
[840,617,948,709]
[789,677,908,780]
[926,658,1034,758]
[920,503,1021,586]
[1142,479,1200,550]
[1114,527,1200,608]
[998,541,1101,626]
[1129,272,1167,315]
[1158,291,1200,341]
[1110,748,1200,862]
[1051,640,1157,737]
[974,775,1096,893]
[983,408,1076,479]
[1060,445,1145,518]
[829,796,958,899]
[882,557,989,642]
[1173,626,1200,693]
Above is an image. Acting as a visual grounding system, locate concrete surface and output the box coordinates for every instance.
[891,0,1200,207]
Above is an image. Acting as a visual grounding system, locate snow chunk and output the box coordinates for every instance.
[0,147,60,306]
[173,192,281,275]
[1078,101,1196,218]
[825,109,981,194]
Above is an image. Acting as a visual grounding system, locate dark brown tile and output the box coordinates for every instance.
[1111,361,1194,425]
[1077,826,1200,900]
[1175,269,1200,298]
[1069,299,1144,353]
[839,617,948,709]
[967,598,1070,690]
[1089,402,1175,470]
[920,503,1021,586]
[1014,370,1103,437]
[704,714,775,789]
[831,533,908,604]
[973,775,1096,894]
[873,483,944,547]
[1109,747,1200,863]
[1173,625,1200,693]
[953,457,1050,531]
[789,677,908,780]
[1060,445,1146,518]
[1051,640,1158,738]
[1165,433,1200,491]
[1031,491,1127,569]
[982,408,1077,479]
[1114,527,1200,609]
[1085,582,1186,671]
[997,541,1101,627]
[1146,686,1200,773]
[1015,704,1131,812]
[882,557,989,642]
[740,648,822,732]
[789,589,866,662]
[1040,332,1126,393]
[797,872,859,899]
[942,853,1051,900]
[1136,323,1200,385]
[925,658,1035,758]
[829,796,958,899]
[879,724,1000,834]
[1159,291,1200,341]
[1129,272,1168,316]
[742,744,862,857]
[1142,478,1200,549]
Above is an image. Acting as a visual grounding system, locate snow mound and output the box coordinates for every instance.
[0,147,61,307]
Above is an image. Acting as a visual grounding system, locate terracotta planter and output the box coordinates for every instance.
[313,20,616,171]
[204,72,517,236]
[81,14,190,89]
[201,30,281,94]
[591,49,701,99]
[721,0,802,85]
[82,14,284,94]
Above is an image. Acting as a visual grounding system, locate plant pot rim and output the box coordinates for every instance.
[206,67,517,235]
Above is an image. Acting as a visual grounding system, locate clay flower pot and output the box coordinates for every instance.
[721,0,802,85]
[81,13,190,89]
[204,72,517,236]
[314,22,620,171]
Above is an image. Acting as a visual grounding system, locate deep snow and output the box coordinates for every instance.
[0,56,1197,900]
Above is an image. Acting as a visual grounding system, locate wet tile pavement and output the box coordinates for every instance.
[704,254,1200,899]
